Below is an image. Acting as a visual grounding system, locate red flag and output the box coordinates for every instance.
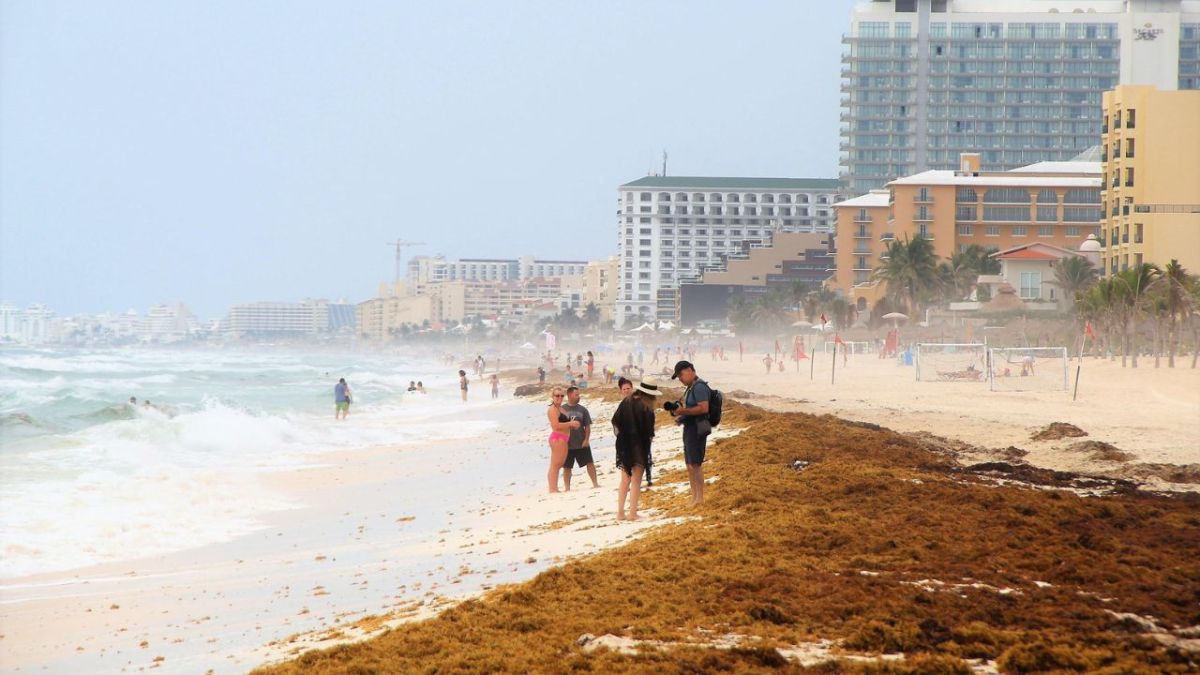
[1084,321,1096,339]
[819,313,827,325]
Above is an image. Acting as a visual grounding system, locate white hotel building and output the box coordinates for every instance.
[615,176,842,326]
[406,255,587,292]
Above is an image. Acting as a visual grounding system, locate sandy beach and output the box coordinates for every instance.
[0,384,692,673]
[692,351,1200,487]
[3,351,1197,673]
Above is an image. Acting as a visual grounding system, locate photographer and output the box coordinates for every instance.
[667,360,711,506]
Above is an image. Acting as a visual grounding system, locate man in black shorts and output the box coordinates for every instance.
[669,360,711,505]
[560,386,597,490]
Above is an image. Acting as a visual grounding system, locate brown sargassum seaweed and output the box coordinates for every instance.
[259,395,1200,674]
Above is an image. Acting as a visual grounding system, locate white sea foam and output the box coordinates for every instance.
[0,348,495,579]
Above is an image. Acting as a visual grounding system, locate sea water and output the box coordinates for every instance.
[0,346,488,579]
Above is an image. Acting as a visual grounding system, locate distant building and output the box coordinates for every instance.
[616,176,842,326]
[840,0,1200,195]
[678,232,834,326]
[406,255,587,293]
[832,153,1103,314]
[226,299,333,334]
[1099,84,1200,275]
[989,242,1086,310]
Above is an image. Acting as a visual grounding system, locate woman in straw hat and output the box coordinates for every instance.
[611,378,659,520]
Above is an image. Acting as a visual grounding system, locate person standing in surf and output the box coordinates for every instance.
[458,370,469,402]
[334,378,352,420]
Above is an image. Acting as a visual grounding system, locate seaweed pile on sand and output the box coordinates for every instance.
[257,397,1200,674]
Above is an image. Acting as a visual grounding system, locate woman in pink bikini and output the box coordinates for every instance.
[546,387,580,493]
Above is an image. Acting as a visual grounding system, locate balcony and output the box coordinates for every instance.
[913,195,934,204]
[880,232,895,241]
[854,216,872,223]
[853,246,872,254]
[853,231,872,239]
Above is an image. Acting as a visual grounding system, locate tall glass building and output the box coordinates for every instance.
[840,0,1200,196]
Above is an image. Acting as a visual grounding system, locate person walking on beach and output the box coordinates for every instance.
[560,386,597,490]
[334,378,352,420]
[490,374,499,399]
[458,370,469,402]
[546,387,581,493]
[669,361,712,506]
[612,378,658,520]
[586,351,595,378]
[763,354,773,374]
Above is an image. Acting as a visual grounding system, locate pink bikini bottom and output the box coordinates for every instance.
[549,432,569,443]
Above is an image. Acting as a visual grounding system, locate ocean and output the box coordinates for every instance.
[0,346,491,579]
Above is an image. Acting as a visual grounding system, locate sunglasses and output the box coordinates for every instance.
[552,394,564,398]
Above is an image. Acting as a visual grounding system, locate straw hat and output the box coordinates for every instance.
[635,377,662,397]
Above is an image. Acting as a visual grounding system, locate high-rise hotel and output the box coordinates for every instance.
[841,0,1200,196]
[615,177,842,326]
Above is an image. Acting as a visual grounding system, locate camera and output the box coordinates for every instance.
[663,401,680,412]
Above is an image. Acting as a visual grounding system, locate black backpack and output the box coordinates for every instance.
[692,379,723,428]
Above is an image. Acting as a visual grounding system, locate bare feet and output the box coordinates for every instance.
[628,514,640,521]
[549,489,560,493]
[616,513,626,521]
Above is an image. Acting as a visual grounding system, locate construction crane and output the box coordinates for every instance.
[386,240,426,287]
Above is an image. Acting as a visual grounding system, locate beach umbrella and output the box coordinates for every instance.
[519,342,537,351]
[658,321,676,331]
[791,320,812,329]
[881,311,909,329]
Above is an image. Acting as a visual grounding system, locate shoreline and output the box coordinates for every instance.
[0,374,687,673]
[255,385,1200,674]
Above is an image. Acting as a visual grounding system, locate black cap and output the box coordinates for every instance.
[671,360,694,380]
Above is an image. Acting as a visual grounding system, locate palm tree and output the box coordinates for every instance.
[583,302,601,328]
[788,280,813,313]
[1113,263,1162,368]
[750,289,791,335]
[727,296,755,335]
[873,235,941,317]
[1054,256,1098,309]
[1158,260,1193,368]
[942,245,1000,302]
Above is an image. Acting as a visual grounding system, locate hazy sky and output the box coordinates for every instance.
[1,0,856,318]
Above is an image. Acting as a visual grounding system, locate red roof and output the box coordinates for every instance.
[997,249,1060,261]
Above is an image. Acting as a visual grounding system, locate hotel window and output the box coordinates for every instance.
[658,193,671,201]
[1135,223,1143,244]
[693,193,705,202]
[1125,168,1134,187]
[1037,206,1057,222]
[639,239,651,246]
[711,194,722,202]
[1019,271,1041,300]
[1125,138,1135,158]
[918,223,931,237]
[916,206,930,220]
[1013,225,1027,236]
[1037,189,1057,203]
[639,228,651,234]
[956,206,977,221]
[985,226,1000,236]
[1038,225,1054,237]
[640,206,651,213]
[639,261,651,268]
[676,193,688,202]
[640,192,651,201]
[639,217,650,224]
[728,194,739,202]
[958,224,974,235]
[956,188,978,202]
[639,273,650,279]
[746,194,757,203]
[1065,226,1080,237]
[916,187,931,201]
[983,188,1031,203]
[662,228,673,235]
[1126,109,1136,129]
[625,227,633,235]
[1063,207,1101,222]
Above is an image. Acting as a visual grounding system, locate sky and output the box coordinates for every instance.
[1,0,857,319]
